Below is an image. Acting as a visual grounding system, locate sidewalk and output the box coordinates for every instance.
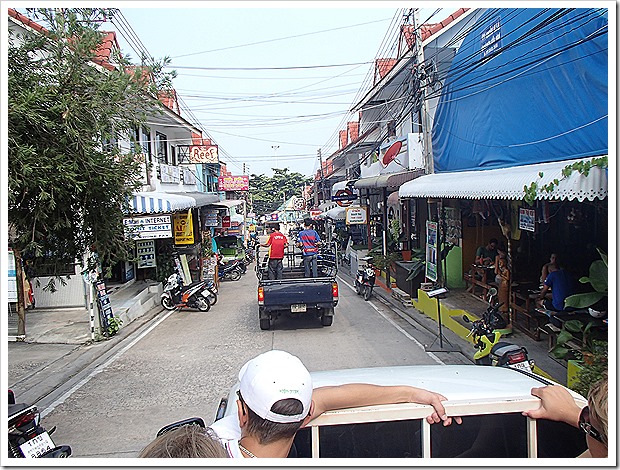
[345,268,569,385]
[7,279,163,407]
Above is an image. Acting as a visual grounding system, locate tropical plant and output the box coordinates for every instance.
[550,319,595,361]
[564,248,608,309]
[572,339,607,397]
[8,8,176,334]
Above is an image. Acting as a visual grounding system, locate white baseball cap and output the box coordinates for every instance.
[238,350,313,423]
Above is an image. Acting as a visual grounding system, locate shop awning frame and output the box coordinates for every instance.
[128,191,196,214]
[207,199,245,209]
[170,192,220,207]
[398,158,608,202]
[354,169,425,190]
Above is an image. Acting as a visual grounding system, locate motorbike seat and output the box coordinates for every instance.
[491,342,523,356]
[8,403,35,421]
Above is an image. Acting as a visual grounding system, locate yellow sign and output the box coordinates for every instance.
[173,211,194,245]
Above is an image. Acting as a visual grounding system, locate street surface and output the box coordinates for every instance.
[38,263,469,458]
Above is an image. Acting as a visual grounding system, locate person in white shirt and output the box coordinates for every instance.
[209,350,461,458]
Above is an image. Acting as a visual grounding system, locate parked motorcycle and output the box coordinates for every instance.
[202,278,217,306]
[8,390,71,458]
[463,288,534,372]
[217,259,243,282]
[161,273,211,311]
[355,256,376,301]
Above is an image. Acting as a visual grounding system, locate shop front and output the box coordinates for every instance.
[399,157,608,337]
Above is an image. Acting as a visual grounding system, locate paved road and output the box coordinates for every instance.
[38,264,469,459]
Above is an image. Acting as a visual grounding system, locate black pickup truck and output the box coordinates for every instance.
[256,242,338,330]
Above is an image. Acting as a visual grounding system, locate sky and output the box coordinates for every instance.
[100,2,452,178]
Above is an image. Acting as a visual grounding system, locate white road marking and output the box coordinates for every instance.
[41,309,174,418]
[339,277,444,365]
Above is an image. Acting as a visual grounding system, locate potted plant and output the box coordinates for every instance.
[564,248,607,312]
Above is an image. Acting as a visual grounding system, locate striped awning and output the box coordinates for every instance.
[129,191,195,214]
[399,158,608,202]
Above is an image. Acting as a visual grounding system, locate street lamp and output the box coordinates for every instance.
[271,145,280,170]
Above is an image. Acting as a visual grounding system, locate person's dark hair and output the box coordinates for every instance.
[303,218,313,227]
[139,425,228,458]
[239,392,305,444]
[274,223,280,231]
[489,238,498,245]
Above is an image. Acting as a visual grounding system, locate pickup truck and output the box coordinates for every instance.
[256,242,338,330]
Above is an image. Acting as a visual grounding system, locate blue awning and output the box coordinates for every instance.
[129,191,195,214]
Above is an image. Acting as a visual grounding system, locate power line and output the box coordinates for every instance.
[169,61,374,71]
[170,16,393,59]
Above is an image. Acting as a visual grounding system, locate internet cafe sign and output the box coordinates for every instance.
[189,145,219,164]
[218,175,249,191]
[123,215,172,240]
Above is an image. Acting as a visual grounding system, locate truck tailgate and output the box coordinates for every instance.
[261,278,334,308]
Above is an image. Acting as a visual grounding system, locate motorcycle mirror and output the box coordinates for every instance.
[487,287,498,297]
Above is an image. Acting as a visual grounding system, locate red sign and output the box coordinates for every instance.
[382,141,402,166]
[218,175,249,191]
[310,210,322,219]
[189,145,219,164]
[333,189,356,207]
[222,216,231,228]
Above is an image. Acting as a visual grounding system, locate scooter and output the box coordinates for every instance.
[217,259,243,282]
[355,256,376,301]
[463,288,534,372]
[161,273,211,311]
[8,390,72,458]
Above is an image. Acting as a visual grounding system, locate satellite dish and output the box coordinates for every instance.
[382,141,402,166]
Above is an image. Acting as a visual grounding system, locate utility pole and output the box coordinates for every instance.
[317,148,324,206]
[414,9,434,174]
[242,162,247,242]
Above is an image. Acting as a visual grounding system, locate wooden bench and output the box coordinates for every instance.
[464,271,496,300]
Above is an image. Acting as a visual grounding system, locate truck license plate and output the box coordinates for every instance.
[19,431,55,458]
[508,361,531,372]
[291,304,307,313]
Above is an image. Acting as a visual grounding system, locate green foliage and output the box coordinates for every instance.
[572,340,608,397]
[523,157,608,205]
[405,248,426,281]
[249,168,312,216]
[106,315,123,336]
[8,8,175,287]
[564,248,608,309]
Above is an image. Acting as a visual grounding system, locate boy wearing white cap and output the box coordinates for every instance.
[210,350,460,458]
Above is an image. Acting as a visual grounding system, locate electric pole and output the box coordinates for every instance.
[414,9,434,174]
[317,148,324,206]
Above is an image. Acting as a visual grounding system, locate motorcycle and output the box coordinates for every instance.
[161,273,211,311]
[463,288,534,372]
[355,256,376,301]
[8,390,71,458]
[217,259,243,282]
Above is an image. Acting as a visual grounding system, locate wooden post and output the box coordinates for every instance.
[13,248,26,336]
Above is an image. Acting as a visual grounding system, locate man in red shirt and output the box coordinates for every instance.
[261,224,288,280]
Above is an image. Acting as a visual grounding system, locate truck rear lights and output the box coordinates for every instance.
[332,282,339,299]
[258,287,264,304]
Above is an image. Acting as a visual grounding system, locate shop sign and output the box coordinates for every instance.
[309,210,322,219]
[159,163,180,183]
[519,208,536,232]
[333,189,356,207]
[173,212,195,245]
[136,240,156,269]
[425,221,438,281]
[182,167,197,185]
[345,207,367,225]
[204,210,219,227]
[8,249,17,303]
[123,215,172,240]
[222,215,231,228]
[269,213,279,221]
[218,175,249,191]
[189,145,219,164]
